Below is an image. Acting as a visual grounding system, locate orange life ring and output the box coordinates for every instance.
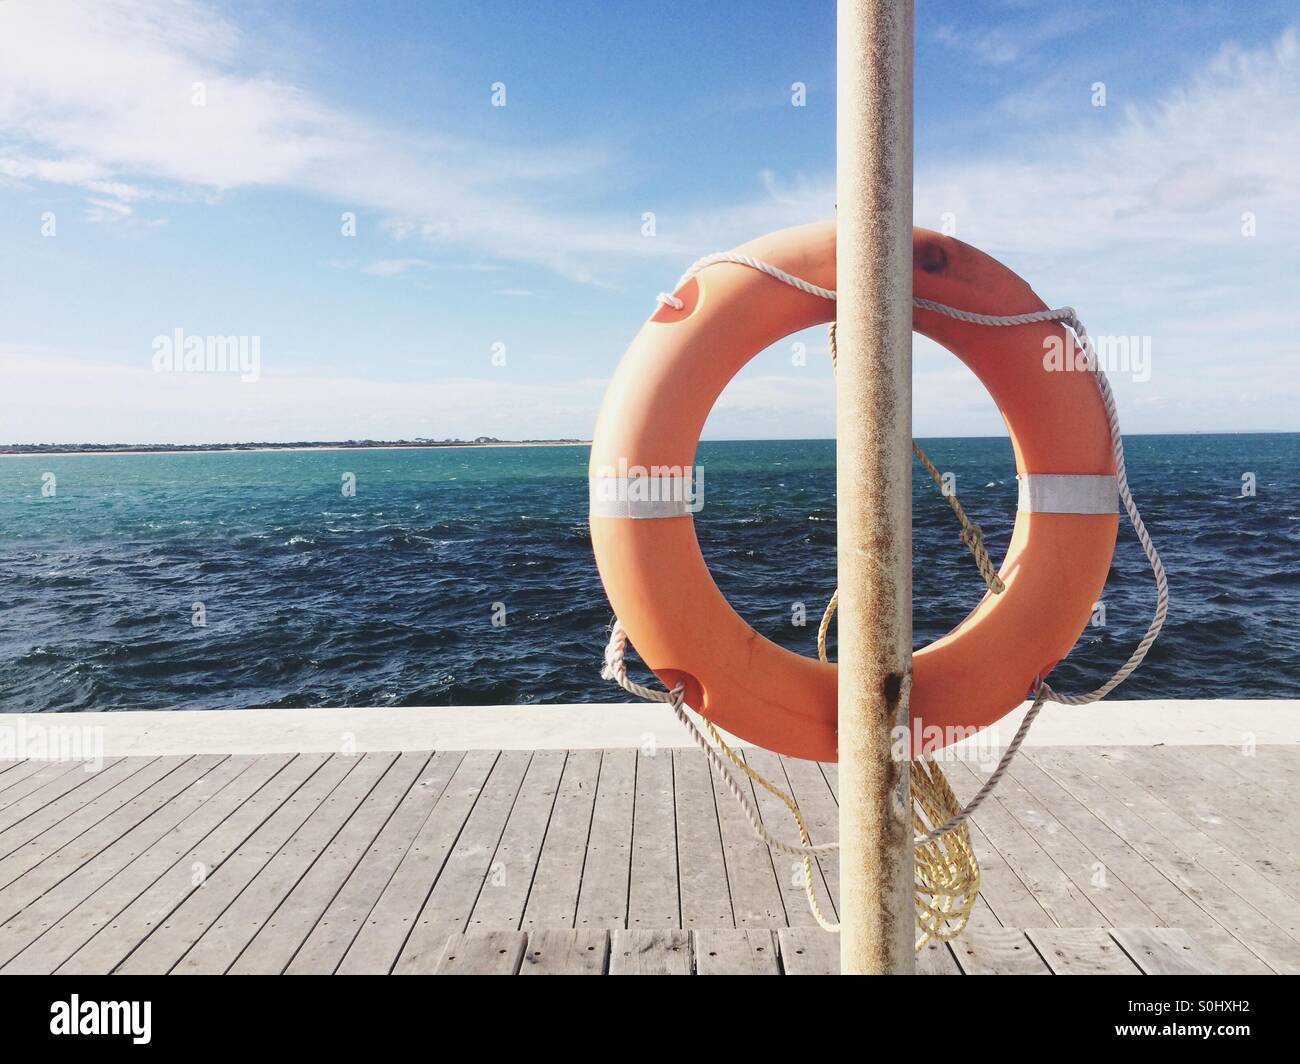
[589,222,1117,760]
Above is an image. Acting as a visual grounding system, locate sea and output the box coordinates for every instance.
[2,434,1297,713]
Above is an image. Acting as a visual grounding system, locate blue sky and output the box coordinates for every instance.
[1,0,1298,443]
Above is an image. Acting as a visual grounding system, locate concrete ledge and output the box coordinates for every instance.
[1,700,1296,759]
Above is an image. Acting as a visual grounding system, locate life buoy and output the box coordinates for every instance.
[589,222,1117,760]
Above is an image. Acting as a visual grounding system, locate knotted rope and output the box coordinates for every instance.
[601,249,1169,944]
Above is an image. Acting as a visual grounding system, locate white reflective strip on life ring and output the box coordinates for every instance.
[1018,474,1118,514]
[589,475,702,519]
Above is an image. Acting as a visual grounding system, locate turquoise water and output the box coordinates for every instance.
[1,434,1297,711]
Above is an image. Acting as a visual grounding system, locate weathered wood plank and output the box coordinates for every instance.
[777,927,838,975]
[575,749,635,930]
[392,751,532,973]
[951,926,1051,975]
[433,930,526,974]
[0,760,113,835]
[1006,754,1213,929]
[1190,926,1279,975]
[672,748,733,929]
[777,753,842,916]
[228,752,431,974]
[948,760,1109,928]
[1120,746,1300,894]
[933,761,1055,930]
[1027,927,1143,975]
[58,753,327,974]
[743,748,831,929]
[520,750,601,930]
[113,753,355,974]
[11,755,289,975]
[965,756,1162,928]
[1029,747,1300,972]
[172,753,398,973]
[0,758,151,870]
[916,938,962,975]
[519,929,609,975]
[609,928,692,975]
[0,754,237,970]
[0,756,198,923]
[335,750,495,974]
[710,752,785,927]
[627,749,679,929]
[467,750,565,932]
[285,751,465,974]
[695,929,779,975]
[1110,927,1214,975]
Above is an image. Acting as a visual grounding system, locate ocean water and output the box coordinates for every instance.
[1,434,1297,713]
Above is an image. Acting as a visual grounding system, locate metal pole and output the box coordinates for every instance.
[836,0,915,975]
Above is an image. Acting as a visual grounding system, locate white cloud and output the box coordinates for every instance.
[0,0,685,282]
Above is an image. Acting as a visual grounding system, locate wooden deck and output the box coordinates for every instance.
[0,744,1296,974]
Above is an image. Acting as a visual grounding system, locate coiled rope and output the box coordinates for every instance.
[602,249,1169,942]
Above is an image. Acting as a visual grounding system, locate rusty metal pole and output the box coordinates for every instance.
[836,0,914,975]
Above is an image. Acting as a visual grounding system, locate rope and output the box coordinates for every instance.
[602,248,1169,943]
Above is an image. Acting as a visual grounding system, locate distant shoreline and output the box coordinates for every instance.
[0,439,590,458]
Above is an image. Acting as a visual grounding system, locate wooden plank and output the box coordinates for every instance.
[1026,748,1300,973]
[695,929,779,975]
[518,750,601,930]
[574,749,635,930]
[964,755,1162,927]
[710,751,785,927]
[777,926,838,975]
[0,760,60,804]
[0,758,152,870]
[56,753,326,974]
[228,752,431,974]
[627,749,679,929]
[468,750,564,931]
[1030,747,1300,971]
[0,754,237,969]
[951,926,1051,975]
[1110,927,1215,975]
[932,762,1055,930]
[1125,746,1300,893]
[916,938,962,975]
[1006,754,1214,929]
[0,760,108,834]
[335,750,495,974]
[1074,747,1300,935]
[1027,928,1143,975]
[1190,926,1278,975]
[743,748,832,929]
[609,928,692,975]
[0,757,197,923]
[392,751,533,973]
[519,929,609,975]
[671,748,733,929]
[286,751,465,974]
[948,760,1109,927]
[432,930,526,975]
[172,753,398,973]
[111,753,355,974]
[6,755,289,975]
[778,753,842,915]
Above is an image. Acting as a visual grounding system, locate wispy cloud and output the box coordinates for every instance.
[0,0,685,282]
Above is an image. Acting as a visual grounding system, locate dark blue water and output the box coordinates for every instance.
[2,434,1297,712]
